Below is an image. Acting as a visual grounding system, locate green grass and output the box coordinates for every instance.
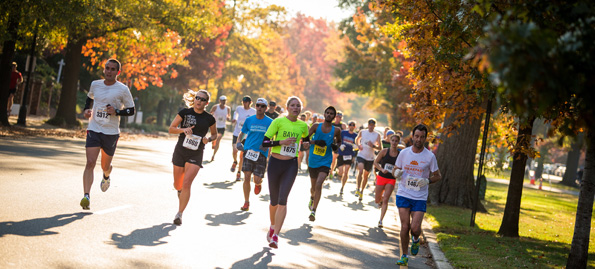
[425,181,595,268]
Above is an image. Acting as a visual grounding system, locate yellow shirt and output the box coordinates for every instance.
[265,117,309,157]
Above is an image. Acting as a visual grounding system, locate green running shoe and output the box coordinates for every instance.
[396,255,408,266]
[80,196,90,210]
[309,211,316,221]
[411,238,420,256]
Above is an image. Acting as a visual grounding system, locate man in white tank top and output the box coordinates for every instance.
[231,96,256,180]
[208,95,230,162]
[354,118,382,201]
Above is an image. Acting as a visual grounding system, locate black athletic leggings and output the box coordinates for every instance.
[267,156,299,206]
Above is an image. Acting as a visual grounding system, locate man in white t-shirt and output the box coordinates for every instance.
[354,118,382,201]
[392,124,441,266]
[231,96,256,180]
[80,59,135,210]
[208,95,230,162]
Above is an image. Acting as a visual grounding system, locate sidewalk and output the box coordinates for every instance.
[486,177,580,196]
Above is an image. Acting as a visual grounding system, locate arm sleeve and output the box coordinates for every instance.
[84,97,93,110]
[262,136,280,147]
[116,107,135,116]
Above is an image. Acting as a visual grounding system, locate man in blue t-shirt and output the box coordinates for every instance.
[236,98,273,211]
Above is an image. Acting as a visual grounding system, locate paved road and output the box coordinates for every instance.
[0,133,435,268]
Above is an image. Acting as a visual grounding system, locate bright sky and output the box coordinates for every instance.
[263,0,353,23]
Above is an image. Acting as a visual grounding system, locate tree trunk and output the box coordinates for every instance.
[156,99,167,126]
[0,9,20,126]
[535,156,544,180]
[566,128,595,268]
[429,111,483,210]
[50,36,85,127]
[561,133,584,186]
[498,116,535,237]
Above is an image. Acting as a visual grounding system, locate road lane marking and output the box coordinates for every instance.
[94,204,133,215]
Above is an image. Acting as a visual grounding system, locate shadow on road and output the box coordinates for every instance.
[107,223,177,249]
[282,223,315,246]
[325,193,343,203]
[0,212,92,237]
[205,211,251,226]
[230,247,275,269]
[203,181,235,190]
[344,200,367,211]
[259,194,270,202]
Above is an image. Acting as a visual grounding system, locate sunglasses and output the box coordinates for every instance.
[349,124,355,126]
[256,104,267,108]
[195,97,208,102]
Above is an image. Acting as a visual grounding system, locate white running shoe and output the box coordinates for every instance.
[100,176,110,192]
[174,212,182,225]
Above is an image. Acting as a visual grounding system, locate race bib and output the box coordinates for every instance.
[217,116,225,122]
[183,134,202,150]
[280,142,298,157]
[245,150,260,161]
[384,163,394,172]
[405,176,420,191]
[343,155,352,161]
[95,108,110,124]
[313,145,326,156]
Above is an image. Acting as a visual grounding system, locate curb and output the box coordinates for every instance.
[422,220,453,269]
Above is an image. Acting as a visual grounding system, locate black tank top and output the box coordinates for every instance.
[378,149,399,179]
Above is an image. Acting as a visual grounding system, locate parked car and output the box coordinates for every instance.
[554,165,566,177]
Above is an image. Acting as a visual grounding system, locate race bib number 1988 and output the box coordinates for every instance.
[183,135,202,150]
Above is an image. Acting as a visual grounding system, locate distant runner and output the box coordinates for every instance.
[354,118,382,201]
[373,133,400,228]
[337,120,358,195]
[208,95,230,162]
[231,96,256,180]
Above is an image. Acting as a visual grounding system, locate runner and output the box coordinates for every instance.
[382,129,395,149]
[208,95,230,162]
[373,133,400,228]
[297,113,308,172]
[337,120,358,195]
[329,111,346,179]
[80,59,135,210]
[169,89,218,225]
[306,106,342,221]
[7,62,23,116]
[236,98,273,211]
[265,101,280,119]
[231,96,256,180]
[261,96,309,249]
[354,118,382,201]
[393,124,441,266]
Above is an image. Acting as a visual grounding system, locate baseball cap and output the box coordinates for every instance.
[242,96,252,102]
[387,130,395,136]
[219,95,227,100]
[256,98,268,106]
[270,101,276,106]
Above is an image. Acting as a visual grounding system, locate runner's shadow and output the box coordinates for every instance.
[283,223,315,246]
[108,223,176,249]
[205,211,251,226]
[325,193,342,203]
[259,194,270,202]
[0,212,91,237]
[367,227,389,242]
[230,247,275,269]
[345,201,366,211]
[203,181,234,190]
